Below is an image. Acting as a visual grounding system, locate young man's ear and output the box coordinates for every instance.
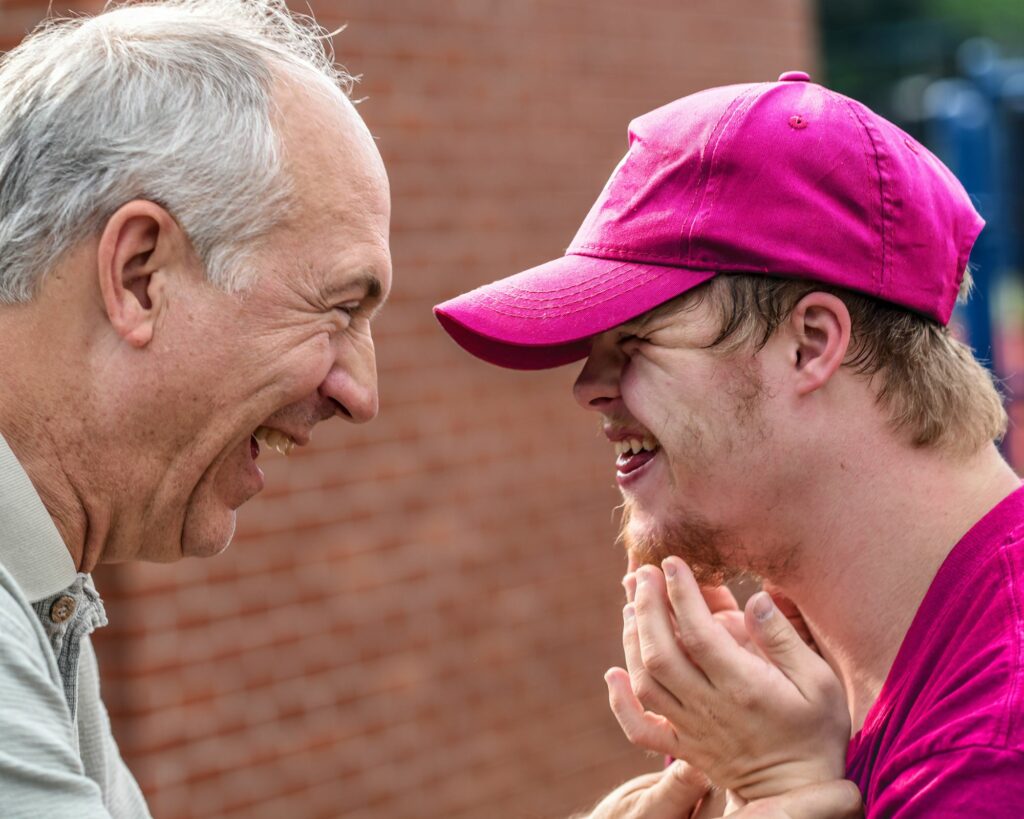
[96,200,187,348]
[787,292,852,396]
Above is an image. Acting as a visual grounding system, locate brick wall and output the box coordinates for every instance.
[0,2,817,817]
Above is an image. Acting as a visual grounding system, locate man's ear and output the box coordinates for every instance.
[96,200,188,348]
[787,292,852,396]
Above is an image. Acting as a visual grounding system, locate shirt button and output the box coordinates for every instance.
[49,596,76,623]
[778,70,811,83]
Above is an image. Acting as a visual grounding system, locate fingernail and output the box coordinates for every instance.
[662,559,676,579]
[622,573,637,602]
[624,604,635,621]
[752,591,774,622]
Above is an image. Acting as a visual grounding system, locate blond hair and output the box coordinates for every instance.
[682,272,1007,457]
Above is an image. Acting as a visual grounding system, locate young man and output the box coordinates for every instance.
[436,72,1024,816]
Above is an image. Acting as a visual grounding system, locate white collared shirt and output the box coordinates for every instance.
[0,434,151,818]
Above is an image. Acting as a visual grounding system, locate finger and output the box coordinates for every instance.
[660,557,747,685]
[605,667,680,756]
[744,592,829,696]
[763,581,816,647]
[711,609,755,653]
[637,759,711,819]
[622,602,686,716]
[700,584,739,614]
[734,779,863,819]
[633,568,714,695]
[623,572,637,603]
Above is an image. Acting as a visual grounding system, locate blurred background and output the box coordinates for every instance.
[0,0,1020,817]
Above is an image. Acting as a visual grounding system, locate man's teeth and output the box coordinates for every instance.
[253,426,296,456]
[614,437,658,457]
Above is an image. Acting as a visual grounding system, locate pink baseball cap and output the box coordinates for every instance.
[434,71,985,370]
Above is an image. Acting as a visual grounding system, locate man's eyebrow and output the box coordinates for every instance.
[325,270,385,306]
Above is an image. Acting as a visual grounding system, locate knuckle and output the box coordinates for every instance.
[642,646,674,678]
[764,620,795,649]
[631,674,659,705]
[725,682,756,709]
[676,627,711,657]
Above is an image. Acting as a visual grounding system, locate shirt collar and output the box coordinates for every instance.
[0,433,77,602]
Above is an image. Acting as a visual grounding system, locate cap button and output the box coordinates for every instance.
[778,70,811,83]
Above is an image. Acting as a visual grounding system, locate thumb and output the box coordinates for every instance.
[745,591,823,689]
[638,760,710,819]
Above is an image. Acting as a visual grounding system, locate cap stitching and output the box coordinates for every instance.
[838,96,887,291]
[680,85,766,266]
[477,268,683,319]
[498,261,634,297]
[856,110,892,292]
[573,242,688,262]
[484,268,669,314]
[686,85,769,262]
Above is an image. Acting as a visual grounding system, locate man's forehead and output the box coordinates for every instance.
[622,292,696,332]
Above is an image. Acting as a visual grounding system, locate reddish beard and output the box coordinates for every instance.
[619,498,741,586]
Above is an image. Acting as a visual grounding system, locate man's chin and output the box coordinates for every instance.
[179,506,238,560]
[620,504,739,586]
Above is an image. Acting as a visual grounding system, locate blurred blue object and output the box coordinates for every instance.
[921,39,1024,365]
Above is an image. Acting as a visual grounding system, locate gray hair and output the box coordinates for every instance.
[0,0,354,302]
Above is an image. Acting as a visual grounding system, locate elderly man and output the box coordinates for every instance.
[0,1,389,814]
[436,73,1024,816]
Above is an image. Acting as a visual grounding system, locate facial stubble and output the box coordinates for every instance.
[618,356,790,585]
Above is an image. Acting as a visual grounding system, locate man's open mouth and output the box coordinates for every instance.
[250,425,298,458]
[614,435,660,474]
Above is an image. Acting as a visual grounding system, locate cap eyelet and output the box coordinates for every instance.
[788,115,808,130]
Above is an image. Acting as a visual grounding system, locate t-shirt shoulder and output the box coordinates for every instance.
[878,524,1024,759]
[848,491,1024,812]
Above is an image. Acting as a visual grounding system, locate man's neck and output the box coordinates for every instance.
[0,303,101,572]
[771,443,1020,733]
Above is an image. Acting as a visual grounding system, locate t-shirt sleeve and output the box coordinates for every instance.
[870,745,1024,818]
[0,591,112,818]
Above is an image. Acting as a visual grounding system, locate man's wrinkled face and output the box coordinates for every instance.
[142,81,392,562]
[573,293,791,584]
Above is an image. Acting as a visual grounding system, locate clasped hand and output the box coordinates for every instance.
[606,557,851,803]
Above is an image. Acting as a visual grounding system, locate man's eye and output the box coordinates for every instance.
[334,302,360,318]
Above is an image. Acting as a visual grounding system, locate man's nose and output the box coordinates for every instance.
[572,338,622,412]
[319,338,379,424]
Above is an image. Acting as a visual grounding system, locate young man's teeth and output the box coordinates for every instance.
[254,426,295,456]
[614,437,659,457]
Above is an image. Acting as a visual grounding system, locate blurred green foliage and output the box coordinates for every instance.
[931,0,1024,41]
[819,0,1024,118]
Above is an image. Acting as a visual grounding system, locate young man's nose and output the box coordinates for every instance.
[572,338,623,412]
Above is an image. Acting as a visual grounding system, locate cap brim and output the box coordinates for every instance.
[434,253,717,370]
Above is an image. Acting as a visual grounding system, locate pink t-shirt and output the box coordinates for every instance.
[846,484,1024,816]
